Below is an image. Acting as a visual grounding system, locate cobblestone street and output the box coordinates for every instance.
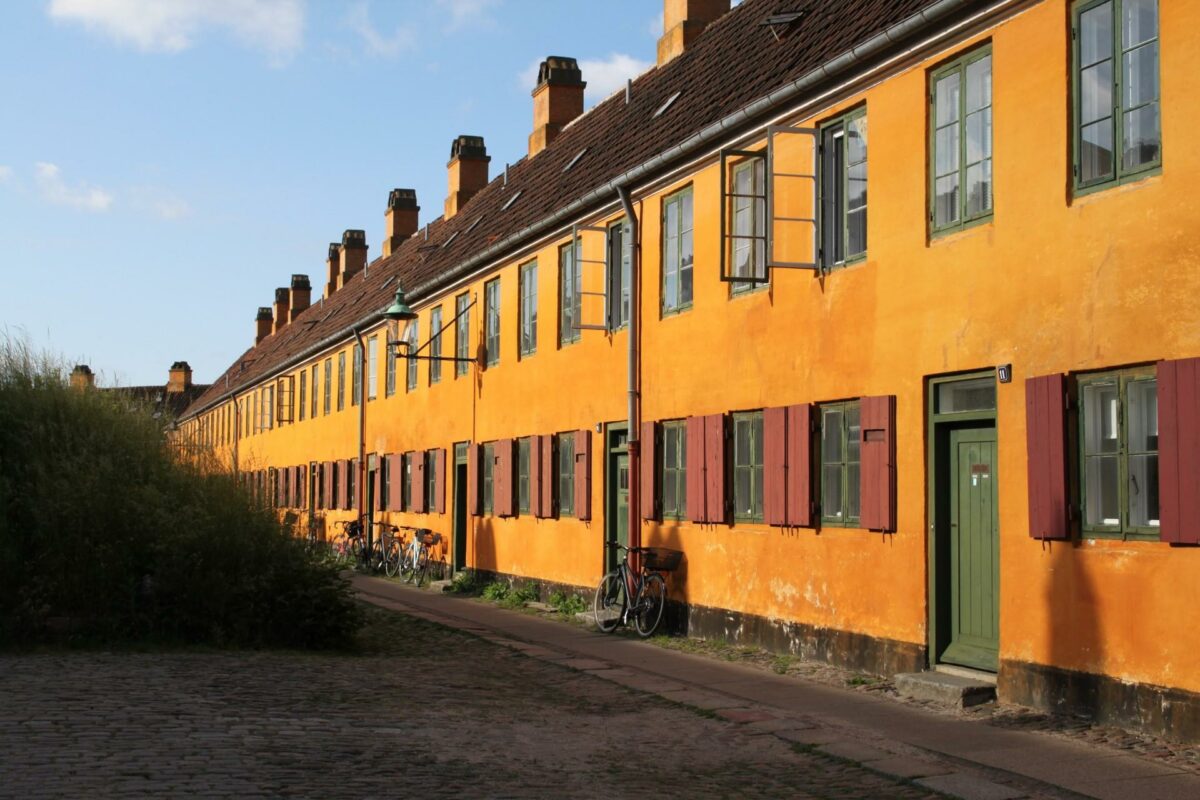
[0,607,945,799]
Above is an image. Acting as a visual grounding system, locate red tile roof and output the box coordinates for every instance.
[183,0,951,420]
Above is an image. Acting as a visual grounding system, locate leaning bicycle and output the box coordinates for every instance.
[402,529,442,588]
[594,542,681,638]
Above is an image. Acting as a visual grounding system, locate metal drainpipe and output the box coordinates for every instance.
[617,186,640,553]
[352,326,369,553]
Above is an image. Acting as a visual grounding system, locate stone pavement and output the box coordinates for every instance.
[353,575,1200,800]
[3,605,946,799]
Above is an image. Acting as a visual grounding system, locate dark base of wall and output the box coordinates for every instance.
[467,568,925,677]
[999,659,1200,744]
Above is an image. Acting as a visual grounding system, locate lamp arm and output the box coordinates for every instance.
[389,294,478,359]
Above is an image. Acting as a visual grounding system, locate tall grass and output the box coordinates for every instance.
[0,338,361,648]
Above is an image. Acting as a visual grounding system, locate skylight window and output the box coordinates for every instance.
[563,148,588,173]
[466,215,485,233]
[502,190,523,211]
[443,231,459,248]
[653,91,683,118]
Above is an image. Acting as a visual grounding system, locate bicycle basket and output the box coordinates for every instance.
[418,530,441,546]
[642,547,683,572]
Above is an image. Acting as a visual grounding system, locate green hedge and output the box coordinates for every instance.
[0,340,361,648]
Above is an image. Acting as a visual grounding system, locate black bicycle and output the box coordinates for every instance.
[594,542,681,637]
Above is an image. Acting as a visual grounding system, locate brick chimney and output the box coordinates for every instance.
[288,274,311,323]
[658,0,730,66]
[383,189,419,257]
[324,243,340,299]
[272,287,290,335]
[70,364,94,390]
[256,307,273,345]
[444,135,490,220]
[529,56,586,158]
[338,229,368,289]
[167,361,193,393]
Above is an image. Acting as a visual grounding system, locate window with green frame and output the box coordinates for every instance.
[558,241,581,346]
[311,364,319,417]
[455,292,471,377]
[820,401,861,525]
[405,322,418,391]
[1073,0,1160,192]
[519,260,537,356]
[518,437,531,514]
[1079,367,1158,538]
[484,278,500,366]
[730,159,767,293]
[298,369,307,421]
[425,450,436,511]
[323,358,332,414]
[386,341,396,396]
[661,420,687,520]
[337,351,346,411]
[661,188,693,313]
[819,107,867,269]
[731,412,764,521]
[556,433,574,517]
[482,442,495,515]
[352,344,362,406]
[429,307,443,384]
[402,453,412,510]
[931,46,993,232]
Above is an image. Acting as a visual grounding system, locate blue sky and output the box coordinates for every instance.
[0,0,670,386]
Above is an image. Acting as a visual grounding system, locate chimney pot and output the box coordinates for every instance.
[70,364,95,391]
[325,243,340,299]
[529,56,586,158]
[167,361,193,393]
[445,135,490,219]
[288,274,312,323]
[338,229,368,289]
[272,287,290,334]
[658,0,730,66]
[383,189,420,256]
[256,306,273,345]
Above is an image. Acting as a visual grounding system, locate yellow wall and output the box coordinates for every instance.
[183,0,1200,694]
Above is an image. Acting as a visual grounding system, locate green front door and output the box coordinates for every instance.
[943,427,999,671]
[605,427,629,574]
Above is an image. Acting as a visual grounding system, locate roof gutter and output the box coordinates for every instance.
[181,0,977,423]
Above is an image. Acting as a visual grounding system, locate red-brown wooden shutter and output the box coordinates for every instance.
[1024,374,1070,540]
[640,420,658,520]
[763,407,787,526]
[786,404,813,527]
[321,462,331,509]
[575,429,592,520]
[686,416,706,522]
[297,465,306,509]
[337,459,349,510]
[704,413,726,524]
[386,454,403,511]
[372,458,383,512]
[467,443,481,516]
[434,449,446,514]
[290,466,298,507]
[496,438,514,517]
[1159,357,1200,544]
[539,435,553,518]
[412,452,425,513]
[859,396,896,532]
[529,436,543,517]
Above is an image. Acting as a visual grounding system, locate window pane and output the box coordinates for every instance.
[935,73,960,126]
[965,108,991,164]
[935,123,960,176]
[735,418,751,466]
[735,466,751,516]
[822,409,843,463]
[663,468,677,516]
[1123,42,1158,109]
[935,173,960,227]
[1085,455,1121,526]
[846,209,866,259]
[965,55,992,113]
[1083,381,1120,454]
[1080,61,1113,126]
[1127,376,1160,528]
[680,193,694,306]
[937,377,997,413]
[1080,2,1113,65]
[1122,0,1157,49]
[847,462,861,521]
[1127,379,1158,452]
[1122,102,1160,171]
[846,116,867,165]
[847,405,861,466]
[822,466,843,519]
[965,159,993,217]
[1080,120,1115,183]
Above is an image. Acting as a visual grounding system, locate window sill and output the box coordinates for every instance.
[730,282,770,300]
[661,304,693,319]
[1082,530,1160,543]
[823,255,866,274]
[1071,167,1162,203]
[930,214,993,243]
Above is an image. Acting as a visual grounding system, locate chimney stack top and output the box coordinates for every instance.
[450,135,489,163]
[341,229,367,249]
[256,307,272,321]
[290,274,311,290]
[535,56,585,92]
[274,287,289,303]
[388,188,419,210]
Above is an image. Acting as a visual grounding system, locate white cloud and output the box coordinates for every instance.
[0,165,11,183]
[579,53,653,105]
[435,0,497,31]
[47,0,304,61]
[34,162,114,212]
[129,186,191,220]
[647,12,662,38]
[346,3,414,59]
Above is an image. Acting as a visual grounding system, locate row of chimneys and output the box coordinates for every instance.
[70,361,194,392]
[253,0,729,347]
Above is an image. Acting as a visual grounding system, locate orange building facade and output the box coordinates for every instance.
[177,0,1200,740]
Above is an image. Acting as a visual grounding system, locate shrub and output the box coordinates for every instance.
[0,339,362,649]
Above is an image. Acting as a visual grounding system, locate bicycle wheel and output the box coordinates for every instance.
[412,550,430,588]
[593,571,626,633]
[401,545,418,583]
[633,573,667,638]
[383,543,399,577]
